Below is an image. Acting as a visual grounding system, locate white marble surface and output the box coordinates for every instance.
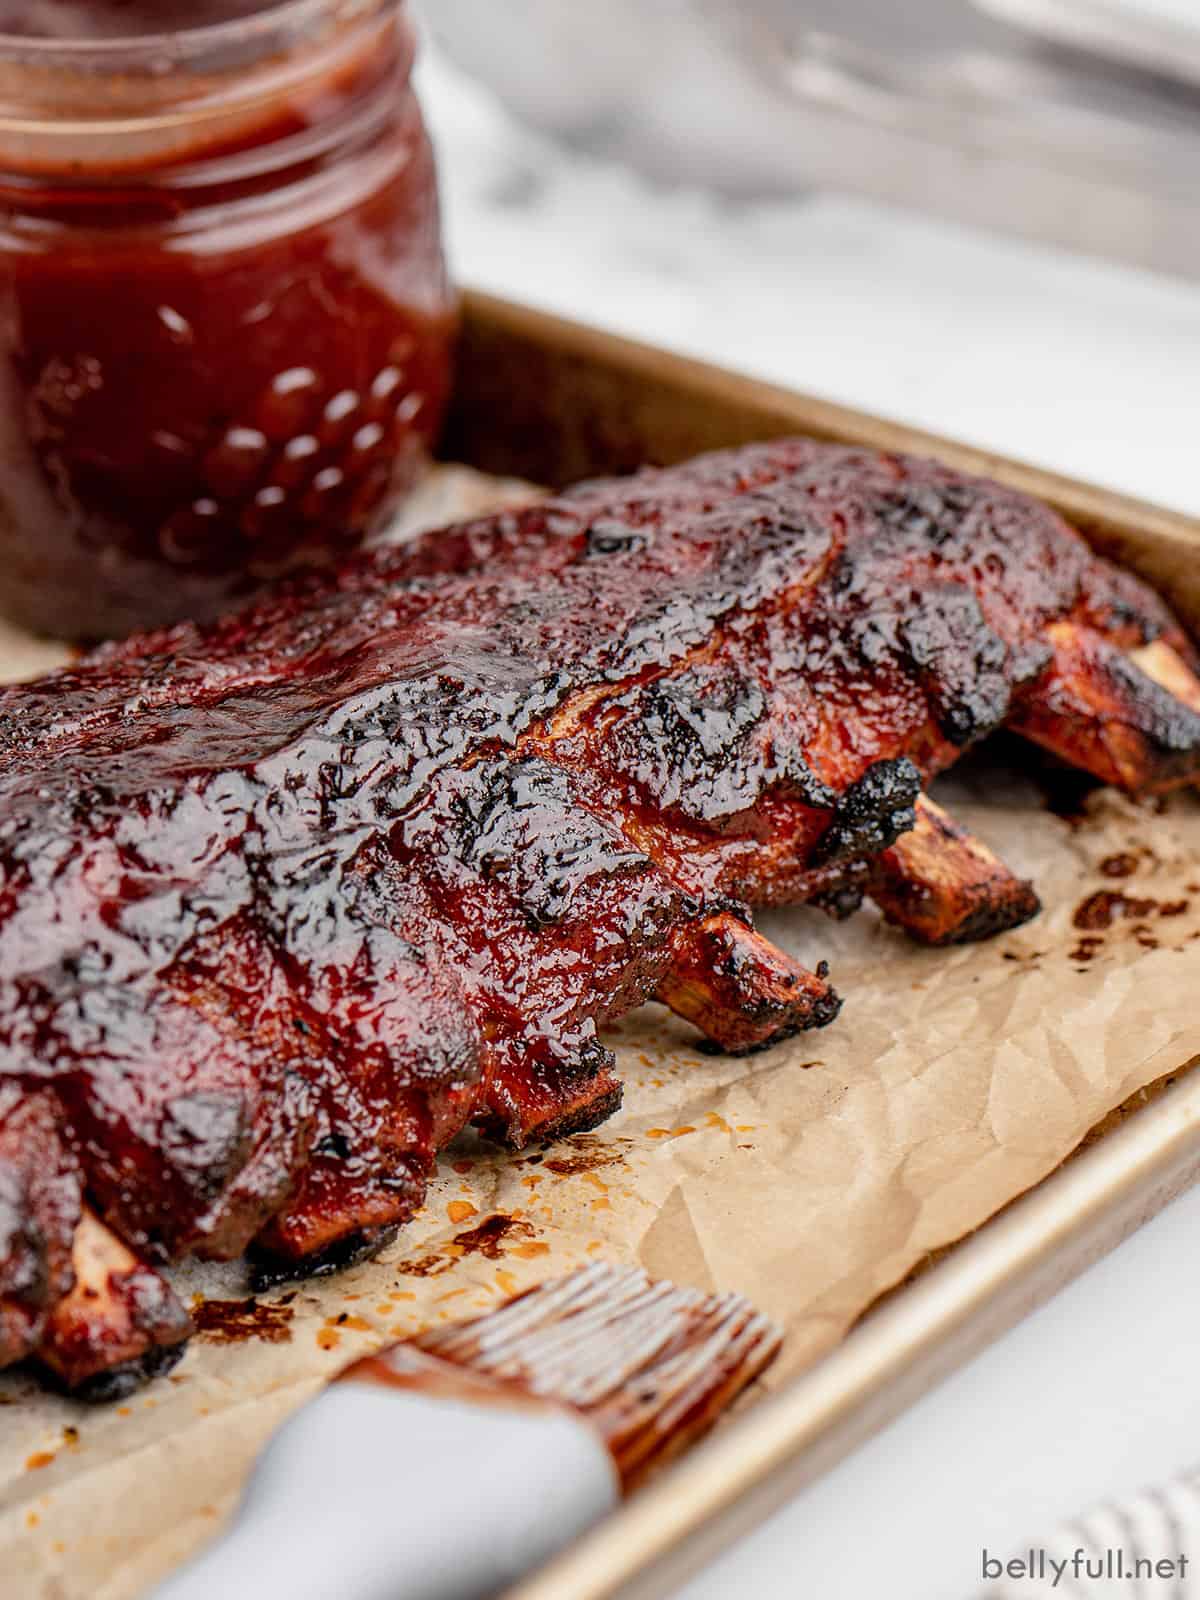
[420,49,1200,518]
[415,48,1200,1600]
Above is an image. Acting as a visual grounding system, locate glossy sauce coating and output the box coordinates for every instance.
[0,437,1198,1387]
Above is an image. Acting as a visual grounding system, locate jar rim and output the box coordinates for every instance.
[0,0,406,164]
[0,0,385,67]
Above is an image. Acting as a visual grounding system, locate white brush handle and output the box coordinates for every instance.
[152,1383,619,1600]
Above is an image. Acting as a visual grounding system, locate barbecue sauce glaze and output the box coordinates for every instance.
[2,437,1190,1275]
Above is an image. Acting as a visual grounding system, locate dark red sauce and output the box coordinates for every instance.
[0,0,455,638]
[192,1295,295,1343]
[0,2,274,37]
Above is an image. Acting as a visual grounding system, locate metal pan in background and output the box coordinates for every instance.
[442,289,1200,1600]
[976,0,1200,90]
[427,0,1200,282]
[704,0,1200,281]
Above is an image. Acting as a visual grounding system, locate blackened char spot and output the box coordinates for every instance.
[813,759,921,868]
[809,881,868,921]
[696,983,842,1056]
[248,1225,400,1292]
[876,482,977,548]
[1115,653,1200,765]
[896,588,1044,746]
[60,1339,187,1405]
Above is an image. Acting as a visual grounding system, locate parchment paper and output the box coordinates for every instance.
[1,469,1198,1599]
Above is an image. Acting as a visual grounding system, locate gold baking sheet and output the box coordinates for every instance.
[447,296,1200,1600]
[1,294,1199,1600]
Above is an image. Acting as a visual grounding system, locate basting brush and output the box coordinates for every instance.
[153,1262,782,1600]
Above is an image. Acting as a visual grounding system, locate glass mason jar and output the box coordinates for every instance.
[0,0,456,639]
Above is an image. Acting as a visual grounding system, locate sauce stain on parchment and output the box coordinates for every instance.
[1070,934,1106,963]
[1070,882,1193,963]
[1073,890,1158,931]
[1073,890,1191,932]
[394,1213,539,1277]
[192,1296,294,1345]
[513,1133,632,1179]
[393,1253,454,1279]
[450,1214,535,1259]
[542,1143,627,1178]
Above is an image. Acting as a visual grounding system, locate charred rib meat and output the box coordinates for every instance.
[1,437,1198,1393]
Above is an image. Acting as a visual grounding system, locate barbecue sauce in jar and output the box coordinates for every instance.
[0,0,455,638]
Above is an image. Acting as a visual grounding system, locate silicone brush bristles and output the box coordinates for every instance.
[408,1263,783,1489]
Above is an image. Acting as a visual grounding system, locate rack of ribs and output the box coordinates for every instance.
[2,437,1198,1397]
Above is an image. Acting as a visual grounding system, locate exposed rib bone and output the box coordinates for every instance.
[1009,621,1200,793]
[869,795,1040,945]
[35,1209,191,1400]
[656,912,841,1054]
[475,1029,626,1150]
[1,437,1198,1397]
[1130,638,1200,717]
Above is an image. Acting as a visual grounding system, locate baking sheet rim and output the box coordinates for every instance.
[507,1058,1200,1600]
[451,291,1200,1600]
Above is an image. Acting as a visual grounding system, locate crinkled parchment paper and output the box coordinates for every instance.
[1,469,1199,1599]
